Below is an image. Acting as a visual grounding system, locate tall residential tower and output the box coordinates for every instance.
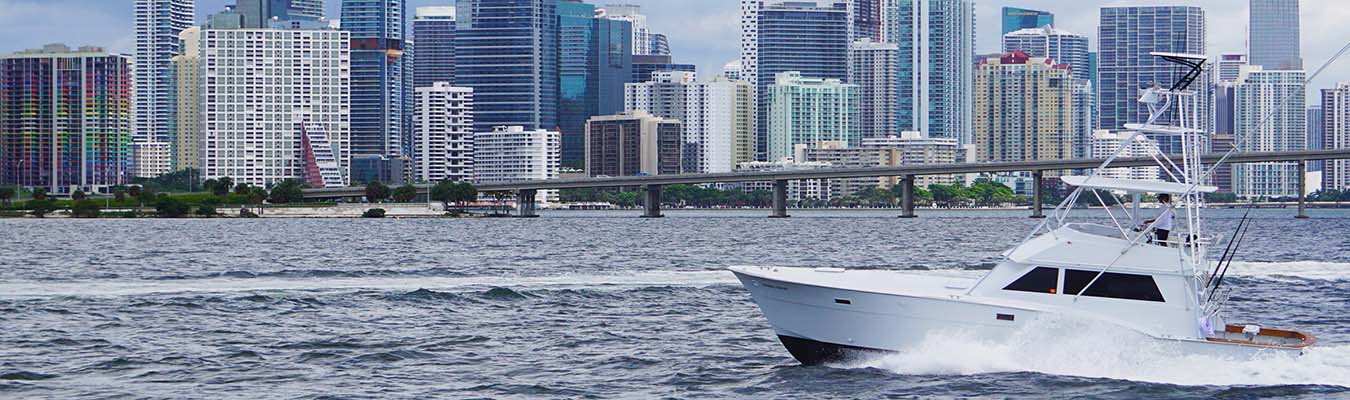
[133,0,194,144]
[342,0,408,161]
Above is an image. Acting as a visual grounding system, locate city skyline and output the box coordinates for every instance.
[7,0,1350,97]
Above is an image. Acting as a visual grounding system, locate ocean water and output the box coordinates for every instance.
[1,209,1349,399]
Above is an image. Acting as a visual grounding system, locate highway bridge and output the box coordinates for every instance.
[302,149,1350,218]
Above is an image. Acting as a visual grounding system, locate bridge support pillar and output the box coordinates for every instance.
[1297,160,1310,219]
[517,189,539,218]
[900,175,916,218]
[770,180,789,218]
[642,185,663,218]
[1031,170,1046,219]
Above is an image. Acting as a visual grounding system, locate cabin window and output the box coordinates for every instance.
[1003,267,1059,294]
[1063,270,1166,302]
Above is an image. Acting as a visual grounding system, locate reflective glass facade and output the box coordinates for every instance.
[756,1,850,160]
[1098,6,1206,131]
[343,0,408,160]
[456,0,559,134]
[1001,7,1052,35]
[559,1,633,164]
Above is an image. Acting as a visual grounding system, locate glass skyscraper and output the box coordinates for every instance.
[559,1,633,164]
[1098,6,1206,132]
[1001,7,1052,35]
[456,0,560,134]
[888,0,975,144]
[413,6,456,88]
[1249,0,1302,70]
[134,0,194,144]
[343,0,408,160]
[753,1,850,160]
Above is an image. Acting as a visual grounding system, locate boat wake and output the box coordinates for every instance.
[0,270,741,298]
[1226,261,1350,282]
[848,316,1350,387]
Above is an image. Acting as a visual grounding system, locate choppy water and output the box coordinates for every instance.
[2,209,1349,399]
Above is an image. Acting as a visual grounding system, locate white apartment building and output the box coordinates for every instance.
[862,131,960,186]
[766,71,858,161]
[625,71,754,173]
[133,141,173,178]
[1234,66,1306,198]
[198,28,352,188]
[1323,83,1350,190]
[1090,131,1162,182]
[414,82,474,183]
[473,126,561,202]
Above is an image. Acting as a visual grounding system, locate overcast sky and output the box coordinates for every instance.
[3,0,1348,96]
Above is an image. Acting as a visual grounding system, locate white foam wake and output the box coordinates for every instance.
[852,316,1350,387]
[0,270,741,298]
[1224,261,1350,282]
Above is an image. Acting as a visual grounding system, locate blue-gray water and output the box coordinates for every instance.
[2,209,1350,399]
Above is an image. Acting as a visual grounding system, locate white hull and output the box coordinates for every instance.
[732,266,1305,365]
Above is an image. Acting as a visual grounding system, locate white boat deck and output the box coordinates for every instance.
[729,266,974,299]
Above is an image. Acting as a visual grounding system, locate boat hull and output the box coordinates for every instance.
[732,268,1034,365]
[733,268,1306,365]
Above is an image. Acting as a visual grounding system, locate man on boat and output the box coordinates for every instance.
[1144,193,1174,244]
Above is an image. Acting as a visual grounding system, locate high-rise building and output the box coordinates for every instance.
[766,71,858,161]
[1216,54,1249,83]
[850,39,899,141]
[1211,133,1236,193]
[602,4,669,56]
[473,126,561,202]
[887,0,976,144]
[1249,0,1302,70]
[585,111,683,177]
[343,0,408,161]
[1322,84,1350,190]
[1308,105,1325,172]
[1090,131,1162,182]
[170,26,203,172]
[1001,7,1053,35]
[559,0,634,165]
[198,28,352,188]
[743,0,851,160]
[1233,66,1306,198]
[134,0,194,144]
[457,0,559,134]
[625,71,756,173]
[413,6,456,88]
[413,82,474,183]
[0,45,133,194]
[973,52,1077,163]
[631,54,696,83]
[1098,6,1206,132]
[1002,26,1090,81]
[851,0,885,42]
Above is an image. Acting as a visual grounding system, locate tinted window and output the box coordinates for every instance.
[1064,270,1165,302]
[1003,267,1059,294]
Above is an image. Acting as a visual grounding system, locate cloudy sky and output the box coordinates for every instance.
[3,0,1349,94]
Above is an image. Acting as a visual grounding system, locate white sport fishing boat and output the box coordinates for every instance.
[731,53,1316,365]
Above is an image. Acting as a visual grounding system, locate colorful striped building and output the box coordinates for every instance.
[0,44,133,194]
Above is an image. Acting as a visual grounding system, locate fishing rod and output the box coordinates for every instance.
[1206,210,1254,304]
[1206,200,1256,289]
